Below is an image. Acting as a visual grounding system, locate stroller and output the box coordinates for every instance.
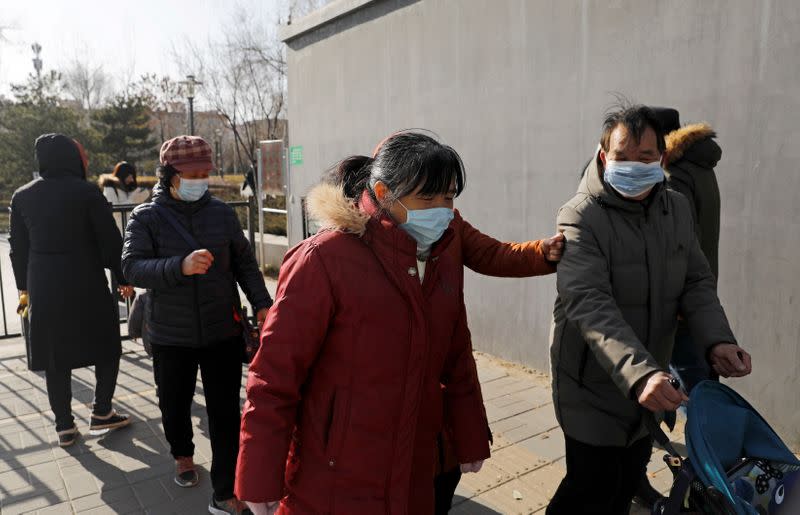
[649,381,800,515]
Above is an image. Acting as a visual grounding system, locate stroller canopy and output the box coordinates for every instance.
[686,381,799,514]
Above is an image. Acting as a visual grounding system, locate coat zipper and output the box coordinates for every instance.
[185,211,203,345]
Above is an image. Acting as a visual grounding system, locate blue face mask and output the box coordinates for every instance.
[604,160,664,198]
[397,200,454,257]
[177,177,208,202]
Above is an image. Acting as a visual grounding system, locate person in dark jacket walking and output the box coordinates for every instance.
[547,104,751,515]
[9,133,133,447]
[662,115,724,392]
[121,135,271,515]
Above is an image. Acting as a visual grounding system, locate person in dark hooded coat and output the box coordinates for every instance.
[9,133,133,447]
[663,120,724,385]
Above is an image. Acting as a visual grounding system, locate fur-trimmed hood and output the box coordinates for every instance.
[305,182,370,236]
[98,173,123,189]
[665,123,721,169]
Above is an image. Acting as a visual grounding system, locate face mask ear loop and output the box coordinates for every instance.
[395,198,409,216]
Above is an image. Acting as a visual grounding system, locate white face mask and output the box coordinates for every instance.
[604,160,664,198]
[176,178,209,202]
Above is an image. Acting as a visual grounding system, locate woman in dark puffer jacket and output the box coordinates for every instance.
[122,135,271,515]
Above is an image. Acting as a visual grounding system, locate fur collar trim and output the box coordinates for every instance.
[666,123,716,164]
[305,183,370,236]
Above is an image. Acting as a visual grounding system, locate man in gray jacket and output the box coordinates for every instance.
[546,104,752,515]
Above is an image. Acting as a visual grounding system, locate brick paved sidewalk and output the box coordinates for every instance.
[0,339,677,514]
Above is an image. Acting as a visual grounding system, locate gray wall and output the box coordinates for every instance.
[282,0,800,446]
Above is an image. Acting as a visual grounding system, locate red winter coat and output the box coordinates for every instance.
[452,209,557,278]
[436,212,557,473]
[235,183,490,514]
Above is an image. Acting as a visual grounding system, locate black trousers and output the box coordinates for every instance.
[434,467,462,514]
[151,340,243,501]
[46,359,120,432]
[546,434,652,515]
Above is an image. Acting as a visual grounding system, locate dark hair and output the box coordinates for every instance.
[156,164,180,189]
[600,102,667,154]
[327,132,466,202]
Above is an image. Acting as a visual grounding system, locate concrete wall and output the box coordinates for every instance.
[281,0,800,446]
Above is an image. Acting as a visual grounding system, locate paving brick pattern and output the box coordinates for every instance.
[0,340,674,514]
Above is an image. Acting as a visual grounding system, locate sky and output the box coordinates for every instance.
[0,0,286,101]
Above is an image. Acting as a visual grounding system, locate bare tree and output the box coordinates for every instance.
[131,74,186,142]
[172,0,329,172]
[286,0,329,24]
[61,58,111,120]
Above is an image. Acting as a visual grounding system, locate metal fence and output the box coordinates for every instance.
[0,198,260,342]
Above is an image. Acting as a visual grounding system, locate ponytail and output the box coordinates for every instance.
[326,155,373,199]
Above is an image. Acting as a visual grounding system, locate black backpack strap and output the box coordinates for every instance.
[152,203,200,250]
[643,411,683,465]
[152,202,245,312]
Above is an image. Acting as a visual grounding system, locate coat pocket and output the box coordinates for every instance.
[324,388,350,468]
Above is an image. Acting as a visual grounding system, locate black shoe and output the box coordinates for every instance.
[57,425,79,447]
[175,456,200,488]
[89,409,131,432]
[208,495,252,514]
[632,476,665,509]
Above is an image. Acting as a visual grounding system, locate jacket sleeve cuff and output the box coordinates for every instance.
[624,365,664,400]
[166,255,185,286]
[452,424,491,464]
[529,240,558,275]
[252,298,273,312]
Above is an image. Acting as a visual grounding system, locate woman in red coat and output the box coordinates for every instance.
[236,132,490,514]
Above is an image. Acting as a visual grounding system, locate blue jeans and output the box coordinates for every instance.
[671,325,717,393]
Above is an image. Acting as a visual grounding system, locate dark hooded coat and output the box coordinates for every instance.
[9,134,124,371]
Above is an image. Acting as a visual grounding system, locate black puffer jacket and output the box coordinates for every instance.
[122,184,271,347]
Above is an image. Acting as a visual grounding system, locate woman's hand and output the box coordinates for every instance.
[245,501,279,515]
[182,249,214,276]
[541,232,565,263]
[256,308,270,328]
[460,460,484,473]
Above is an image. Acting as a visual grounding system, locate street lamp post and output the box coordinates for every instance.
[181,75,202,135]
[214,128,223,177]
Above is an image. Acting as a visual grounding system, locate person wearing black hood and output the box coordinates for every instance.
[661,111,723,391]
[9,133,133,448]
[122,135,272,515]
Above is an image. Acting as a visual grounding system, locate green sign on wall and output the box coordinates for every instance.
[290,145,303,166]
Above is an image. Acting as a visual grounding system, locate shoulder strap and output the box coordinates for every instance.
[152,203,200,250]
[643,410,682,463]
[153,203,244,309]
